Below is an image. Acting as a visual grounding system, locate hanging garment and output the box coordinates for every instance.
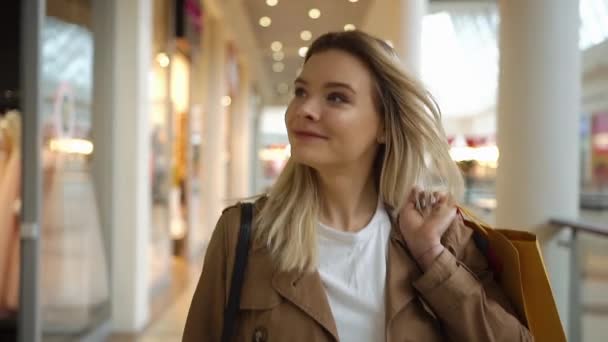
[0,113,21,313]
[4,223,20,310]
[41,152,110,331]
[0,118,9,312]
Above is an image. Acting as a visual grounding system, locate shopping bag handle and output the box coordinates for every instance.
[457,205,492,235]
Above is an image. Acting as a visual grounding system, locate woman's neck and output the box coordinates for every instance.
[316,166,379,233]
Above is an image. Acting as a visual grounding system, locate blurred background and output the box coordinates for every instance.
[0,0,607,341]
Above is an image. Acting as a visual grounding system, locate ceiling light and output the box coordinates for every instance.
[273,62,285,72]
[272,51,284,61]
[344,24,356,31]
[308,8,321,19]
[49,138,94,155]
[221,96,232,107]
[300,30,312,41]
[349,0,359,3]
[298,47,309,57]
[266,0,278,6]
[156,53,170,68]
[277,83,289,94]
[259,16,272,27]
[271,41,283,51]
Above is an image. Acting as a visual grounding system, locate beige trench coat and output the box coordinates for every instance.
[183,198,533,341]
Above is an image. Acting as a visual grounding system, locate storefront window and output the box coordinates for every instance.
[39,6,110,338]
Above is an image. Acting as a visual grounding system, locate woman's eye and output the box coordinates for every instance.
[327,92,349,104]
[294,87,306,97]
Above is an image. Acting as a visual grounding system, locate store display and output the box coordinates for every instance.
[592,112,608,189]
[259,144,290,180]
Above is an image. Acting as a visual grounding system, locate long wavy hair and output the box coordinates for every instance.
[254,31,464,272]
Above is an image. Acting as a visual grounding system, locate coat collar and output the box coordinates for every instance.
[386,226,421,324]
[272,269,340,340]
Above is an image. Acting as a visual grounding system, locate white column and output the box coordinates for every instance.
[496,0,580,330]
[229,64,252,199]
[91,0,115,293]
[92,0,152,332]
[201,18,228,240]
[362,0,426,76]
[396,0,426,76]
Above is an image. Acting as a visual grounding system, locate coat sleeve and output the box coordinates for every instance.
[182,208,234,342]
[412,216,534,342]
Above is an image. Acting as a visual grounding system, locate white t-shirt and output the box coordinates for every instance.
[317,202,391,342]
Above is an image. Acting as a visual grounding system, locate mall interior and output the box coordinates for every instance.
[0,0,607,341]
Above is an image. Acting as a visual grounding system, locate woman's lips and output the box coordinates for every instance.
[293,130,328,140]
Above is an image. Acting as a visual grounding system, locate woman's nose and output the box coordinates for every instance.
[296,99,321,121]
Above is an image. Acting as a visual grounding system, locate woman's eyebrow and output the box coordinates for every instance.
[324,81,356,94]
[294,77,356,94]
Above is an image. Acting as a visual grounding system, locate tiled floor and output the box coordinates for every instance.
[131,265,199,342]
[136,287,195,342]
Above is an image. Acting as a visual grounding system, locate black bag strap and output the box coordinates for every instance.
[221,202,253,342]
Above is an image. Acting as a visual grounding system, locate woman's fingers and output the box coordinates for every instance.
[406,188,455,223]
[416,191,430,216]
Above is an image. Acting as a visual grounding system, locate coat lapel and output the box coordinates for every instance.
[250,197,338,340]
[386,227,421,325]
[272,269,339,341]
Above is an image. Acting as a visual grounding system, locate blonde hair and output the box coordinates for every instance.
[255,31,464,272]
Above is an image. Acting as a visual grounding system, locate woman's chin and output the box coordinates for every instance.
[290,152,323,169]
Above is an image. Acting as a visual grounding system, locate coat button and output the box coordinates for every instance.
[252,326,268,342]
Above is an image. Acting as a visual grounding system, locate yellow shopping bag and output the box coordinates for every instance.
[459,207,567,342]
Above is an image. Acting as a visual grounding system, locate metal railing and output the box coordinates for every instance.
[549,218,608,342]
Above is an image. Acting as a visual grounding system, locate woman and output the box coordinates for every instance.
[183,31,532,342]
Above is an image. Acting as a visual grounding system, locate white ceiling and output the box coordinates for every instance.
[241,0,374,105]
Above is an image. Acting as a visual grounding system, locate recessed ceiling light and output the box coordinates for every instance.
[308,8,321,19]
[259,16,272,27]
[266,0,278,6]
[385,40,394,48]
[272,51,285,61]
[300,30,312,41]
[273,62,285,72]
[271,41,283,51]
[349,0,359,3]
[344,24,356,31]
[298,47,309,57]
[221,96,232,107]
[156,53,170,68]
[277,83,289,94]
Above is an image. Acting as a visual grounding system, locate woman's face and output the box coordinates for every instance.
[285,49,383,171]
